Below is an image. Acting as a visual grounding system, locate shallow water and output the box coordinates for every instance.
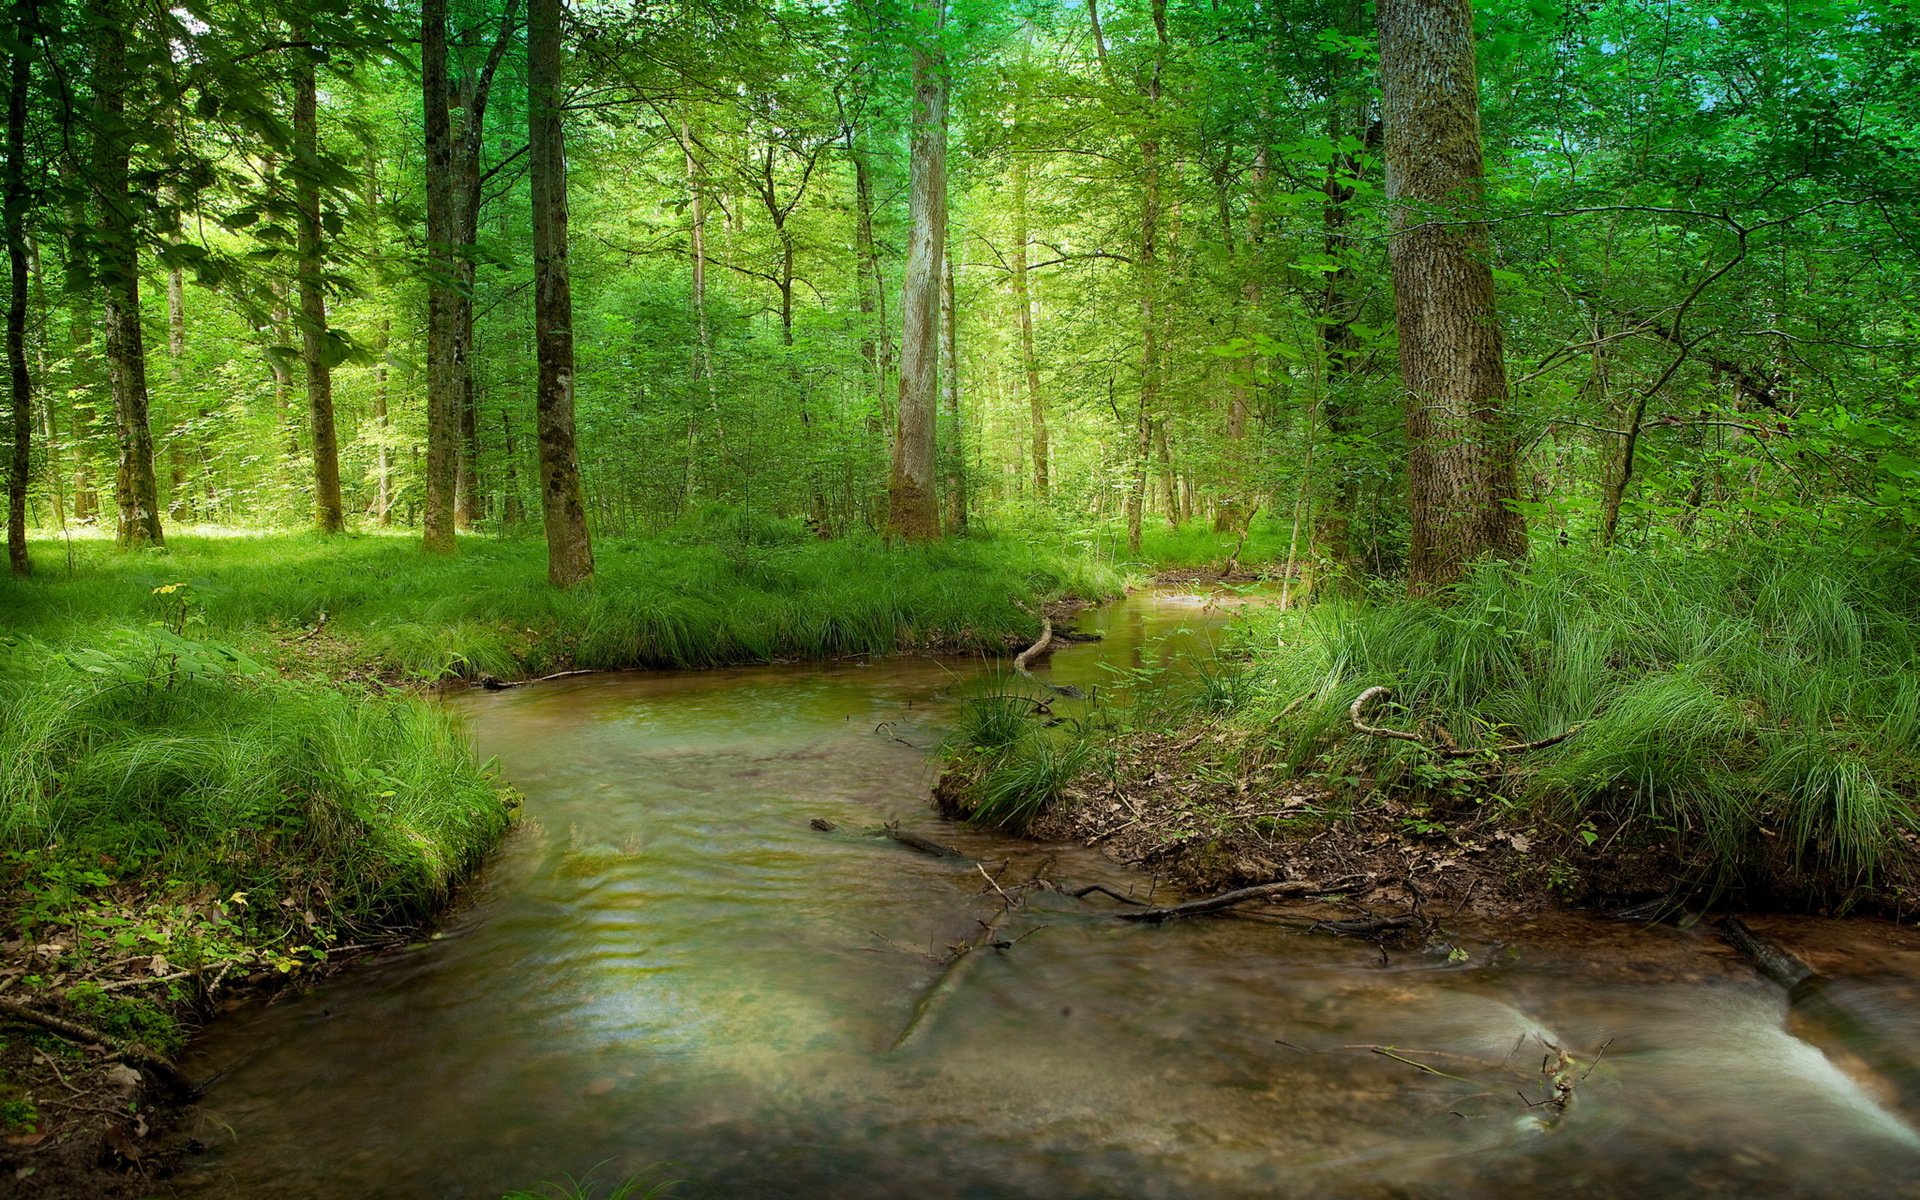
[180,592,1920,1199]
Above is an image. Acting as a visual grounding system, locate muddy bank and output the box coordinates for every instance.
[935,721,1920,927]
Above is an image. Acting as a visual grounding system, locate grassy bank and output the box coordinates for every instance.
[942,545,1920,912]
[4,520,1124,680]
[0,517,1120,1189]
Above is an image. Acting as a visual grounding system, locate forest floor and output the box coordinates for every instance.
[0,522,1122,1197]
[936,544,1920,935]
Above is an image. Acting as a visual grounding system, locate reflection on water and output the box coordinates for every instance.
[181,593,1920,1198]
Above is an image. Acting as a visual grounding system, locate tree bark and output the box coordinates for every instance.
[293,30,344,533]
[528,0,592,586]
[1377,0,1524,591]
[4,0,33,574]
[885,0,945,543]
[90,0,161,548]
[940,241,965,533]
[1010,142,1047,499]
[848,127,886,418]
[1097,0,1167,556]
[421,0,458,553]
[372,316,392,525]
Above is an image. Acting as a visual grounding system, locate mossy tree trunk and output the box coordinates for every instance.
[90,0,162,549]
[421,0,459,554]
[885,0,946,544]
[529,0,593,587]
[293,28,344,534]
[1377,0,1525,592]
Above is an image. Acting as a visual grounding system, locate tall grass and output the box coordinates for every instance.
[1206,546,1920,888]
[943,676,1094,832]
[0,523,1125,680]
[0,633,509,924]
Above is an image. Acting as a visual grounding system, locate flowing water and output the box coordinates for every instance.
[180,592,1920,1199]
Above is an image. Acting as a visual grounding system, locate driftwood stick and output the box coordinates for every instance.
[881,822,967,860]
[1116,877,1370,924]
[0,997,198,1097]
[1067,883,1149,907]
[481,668,598,691]
[1013,617,1054,675]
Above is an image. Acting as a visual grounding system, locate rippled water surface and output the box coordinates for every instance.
[181,593,1920,1198]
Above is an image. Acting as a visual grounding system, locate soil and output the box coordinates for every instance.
[934,721,1920,933]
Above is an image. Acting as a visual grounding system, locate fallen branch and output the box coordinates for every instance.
[880,822,966,860]
[0,997,198,1097]
[1349,687,1584,758]
[1116,877,1370,924]
[1717,916,1817,994]
[1013,617,1054,675]
[480,668,598,691]
[1066,882,1149,906]
[1310,914,1417,938]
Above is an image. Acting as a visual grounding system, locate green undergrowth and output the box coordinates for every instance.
[941,674,1098,832]
[1186,546,1920,897]
[3,517,1124,681]
[0,625,512,1055]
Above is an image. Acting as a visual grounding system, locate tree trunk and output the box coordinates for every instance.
[1011,144,1047,499]
[528,0,592,586]
[90,0,161,549]
[683,110,712,388]
[941,242,965,533]
[421,0,458,553]
[1096,0,1166,556]
[453,88,481,530]
[373,315,392,525]
[1312,56,1371,582]
[1377,0,1525,592]
[293,31,344,533]
[885,0,945,543]
[501,408,524,525]
[5,0,33,574]
[848,128,884,417]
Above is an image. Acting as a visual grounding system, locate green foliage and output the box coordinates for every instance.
[0,628,511,927]
[1208,544,1920,889]
[946,676,1092,832]
[1,529,1124,681]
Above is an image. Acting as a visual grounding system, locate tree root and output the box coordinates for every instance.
[1349,686,1584,758]
[1013,617,1054,675]
[0,997,199,1098]
[1115,877,1372,924]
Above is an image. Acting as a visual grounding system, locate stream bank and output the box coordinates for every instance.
[158,587,1920,1199]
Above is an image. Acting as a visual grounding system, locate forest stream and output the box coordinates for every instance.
[173,591,1920,1199]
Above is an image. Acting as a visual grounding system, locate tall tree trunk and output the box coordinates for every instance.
[1377,0,1525,591]
[1011,144,1047,499]
[1093,0,1166,556]
[453,91,481,530]
[1311,94,1369,580]
[373,316,393,525]
[848,128,885,417]
[4,0,33,574]
[501,408,524,525]
[90,0,161,548]
[940,242,965,533]
[683,110,712,388]
[885,0,946,543]
[164,215,190,521]
[421,0,458,552]
[293,31,344,533]
[528,0,592,586]
[30,239,62,531]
